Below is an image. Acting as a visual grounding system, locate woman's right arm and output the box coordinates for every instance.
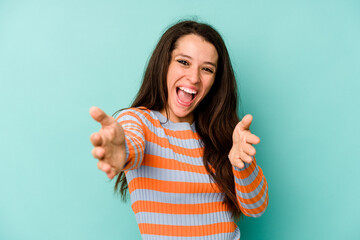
[89,106,146,179]
[89,107,125,179]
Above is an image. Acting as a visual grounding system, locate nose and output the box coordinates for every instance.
[186,67,200,84]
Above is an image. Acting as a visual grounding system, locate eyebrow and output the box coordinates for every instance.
[176,54,217,68]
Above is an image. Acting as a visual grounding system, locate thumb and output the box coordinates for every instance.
[238,114,253,130]
[89,106,115,127]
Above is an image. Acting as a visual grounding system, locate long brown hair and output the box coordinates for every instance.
[114,20,243,219]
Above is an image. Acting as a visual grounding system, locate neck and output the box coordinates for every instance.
[159,109,194,124]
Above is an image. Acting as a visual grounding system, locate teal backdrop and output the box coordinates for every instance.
[1,0,359,239]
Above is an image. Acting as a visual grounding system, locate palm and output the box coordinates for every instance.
[89,107,126,179]
[99,122,123,161]
[229,114,260,169]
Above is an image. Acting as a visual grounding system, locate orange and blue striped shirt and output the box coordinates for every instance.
[116,107,269,240]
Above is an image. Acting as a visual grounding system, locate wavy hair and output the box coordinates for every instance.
[114,20,242,219]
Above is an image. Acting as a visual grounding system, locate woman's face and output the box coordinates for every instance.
[161,34,218,124]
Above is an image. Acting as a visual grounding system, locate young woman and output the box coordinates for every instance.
[90,20,268,240]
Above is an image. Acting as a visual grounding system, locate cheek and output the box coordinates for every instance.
[166,66,181,88]
[203,78,215,94]
[166,71,174,90]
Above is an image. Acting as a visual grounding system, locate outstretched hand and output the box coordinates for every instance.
[228,114,260,169]
[89,106,126,179]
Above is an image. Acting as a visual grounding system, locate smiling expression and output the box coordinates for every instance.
[161,34,218,124]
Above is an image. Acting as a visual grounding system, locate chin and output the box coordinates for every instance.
[175,111,191,119]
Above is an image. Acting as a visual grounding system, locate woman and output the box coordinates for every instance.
[90,20,268,239]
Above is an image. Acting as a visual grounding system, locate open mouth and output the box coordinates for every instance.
[176,87,197,105]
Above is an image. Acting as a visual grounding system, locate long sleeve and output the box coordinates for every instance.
[116,108,146,171]
[232,157,269,217]
[119,108,244,239]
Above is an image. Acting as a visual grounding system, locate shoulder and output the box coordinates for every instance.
[116,106,150,119]
[115,107,160,127]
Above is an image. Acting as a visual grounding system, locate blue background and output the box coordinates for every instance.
[1,0,359,239]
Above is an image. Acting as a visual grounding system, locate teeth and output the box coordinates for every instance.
[179,87,197,94]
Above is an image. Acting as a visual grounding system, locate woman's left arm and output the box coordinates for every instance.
[228,114,269,218]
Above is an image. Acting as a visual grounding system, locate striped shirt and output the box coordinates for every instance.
[116,107,269,240]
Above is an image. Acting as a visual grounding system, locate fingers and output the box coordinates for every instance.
[246,133,260,145]
[97,160,111,172]
[228,147,253,168]
[92,147,105,160]
[234,159,245,169]
[238,114,253,131]
[106,170,117,179]
[97,161,118,179]
[90,132,103,146]
[238,150,253,163]
[230,114,259,169]
[232,148,253,164]
[242,143,256,156]
[89,106,115,127]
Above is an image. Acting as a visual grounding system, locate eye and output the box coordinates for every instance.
[177,60,189,66]
[202,67,214,74]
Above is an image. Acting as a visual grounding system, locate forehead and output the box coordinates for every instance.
[172,34,218,63]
